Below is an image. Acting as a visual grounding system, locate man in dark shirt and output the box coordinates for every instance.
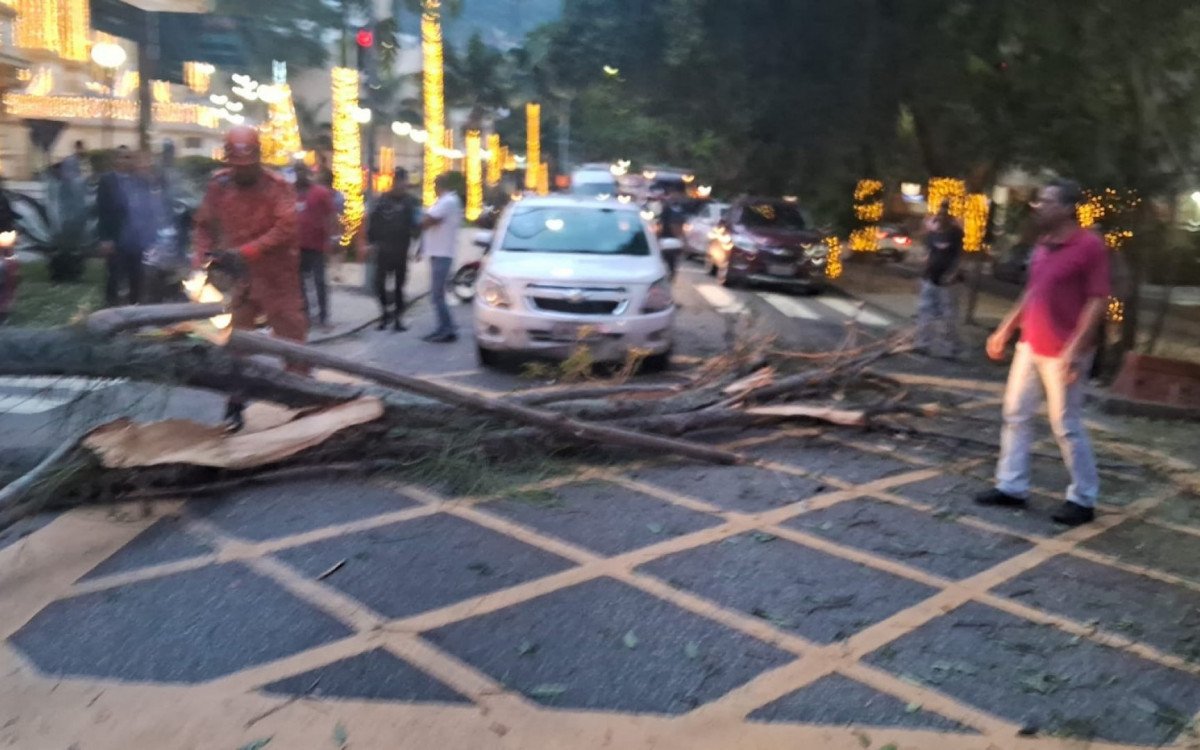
[916,200,964,359]
[97,147,144,306]
[657,186,686,280]
[367,168,421,331]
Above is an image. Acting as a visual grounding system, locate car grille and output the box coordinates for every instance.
[532,298,621,315]
[525,283,629,317]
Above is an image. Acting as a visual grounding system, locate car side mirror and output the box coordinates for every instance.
[660,238,684,252]
[473,230,494,249]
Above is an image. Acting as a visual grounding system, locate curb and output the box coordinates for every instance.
[307,290,432,346]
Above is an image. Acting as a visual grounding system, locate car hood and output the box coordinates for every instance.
[740,228,824,247]
[487,251,665,286]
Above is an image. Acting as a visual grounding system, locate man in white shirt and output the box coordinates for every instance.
[417,173,465,343]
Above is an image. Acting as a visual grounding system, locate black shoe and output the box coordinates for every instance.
[1051,501,1095,526]
[393,318,407,332]
[974,488,1027,508]
[377,316,389,331]
[223,400,246,434]
[427,332,458,344]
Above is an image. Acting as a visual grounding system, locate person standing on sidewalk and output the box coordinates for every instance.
[915,200,964,359]
[417,173,464,343]
[97,147,142,306]
[294,164,338,330]
[975,178,1110,527]
[367,167,421,331]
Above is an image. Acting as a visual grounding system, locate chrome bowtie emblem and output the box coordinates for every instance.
[567,289,586,303]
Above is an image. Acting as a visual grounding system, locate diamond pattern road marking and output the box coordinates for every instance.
[2,390,1198,750]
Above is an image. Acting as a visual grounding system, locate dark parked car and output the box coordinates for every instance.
[704,198,828,288]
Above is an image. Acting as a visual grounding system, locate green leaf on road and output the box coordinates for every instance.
[646,523,665,534]
[333,722,348,748]
[528,684,568,699]
[880,744,898,750]
[238,740,272,750]
[751,532,777,543]
[853,730,871,748]
[516,640,538,656]
[1019,672,1067,695]
[622,630,640,649]
[684,641,701,660]
[819,522,835,531]
[905,701,922,714]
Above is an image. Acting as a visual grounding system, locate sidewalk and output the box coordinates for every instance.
[313,235,486,345]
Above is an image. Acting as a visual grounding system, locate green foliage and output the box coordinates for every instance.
[8,258,105,328]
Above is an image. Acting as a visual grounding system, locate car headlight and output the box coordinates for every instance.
[478,274,512,309]
[642,277,674,313]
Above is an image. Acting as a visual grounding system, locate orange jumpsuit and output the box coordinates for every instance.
[193,168,308,343]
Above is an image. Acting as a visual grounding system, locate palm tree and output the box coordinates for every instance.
[400,0,463,204]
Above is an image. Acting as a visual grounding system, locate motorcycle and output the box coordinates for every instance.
[451,259,481,303]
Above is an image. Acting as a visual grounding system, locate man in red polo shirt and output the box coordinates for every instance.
[975,179,1110,526]
[295,163,338,330]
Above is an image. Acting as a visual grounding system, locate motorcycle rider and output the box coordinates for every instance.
[193,126,307,431]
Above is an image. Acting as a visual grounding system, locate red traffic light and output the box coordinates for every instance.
[356,28,374,48]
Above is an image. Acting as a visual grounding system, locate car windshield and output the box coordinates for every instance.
[741,202,808,231]
[571,181,616,197]
[501,206,651,256]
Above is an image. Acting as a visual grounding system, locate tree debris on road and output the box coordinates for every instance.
[0,303,922,531]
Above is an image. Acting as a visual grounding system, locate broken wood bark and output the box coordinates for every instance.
[84,303,226,337]
[225,331,745,466]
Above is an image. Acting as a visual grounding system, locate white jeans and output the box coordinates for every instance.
[996,342,1100,507]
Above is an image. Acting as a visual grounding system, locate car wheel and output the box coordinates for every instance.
[452,265,479,303]
[641,347,673,374]
[477,345,504,369]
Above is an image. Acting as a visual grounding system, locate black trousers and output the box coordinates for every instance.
[300,248,329,325]
[376,253,409,320]
[105,253,143,307]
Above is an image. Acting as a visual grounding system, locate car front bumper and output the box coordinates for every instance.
[474,306,675,361]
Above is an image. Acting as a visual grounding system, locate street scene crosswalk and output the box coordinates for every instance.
[0,377,123,415]
[693,282,897,328]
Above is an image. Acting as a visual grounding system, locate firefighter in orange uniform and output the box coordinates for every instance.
[193,126,308,430]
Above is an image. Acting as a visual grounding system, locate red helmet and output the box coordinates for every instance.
[223,125,261,166]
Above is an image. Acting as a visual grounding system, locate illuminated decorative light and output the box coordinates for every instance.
[502,147,515,172]
[855,203,883,222]
[185,62,215,94]
[854,179,883,202]
[24,67,53,97]
[643,170,657,180]
[526,102,541,191]
[963,193,989,252]
[152,80,172,103]
[331,67,364,247]
[421,0,447,207]
[1107,296,1125,324]
[697,185,712,198]
[850,227,879,253]
[682,174,695,184]
[13,0,89,61]
[537,161,550,196]
[927,177,966,218]
[115,70,137,98]
[465,129,483,221]
[374,146,395,193]
[900,182,921,198]
[392,120,412,136]
[4,93,221,128]
[486,133,502,187]
[824,236,843,279]
[260,83,302,167]
[782,195,798,203]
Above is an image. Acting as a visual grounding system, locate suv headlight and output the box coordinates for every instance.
[642,277,674,313]
[478,274,512,309]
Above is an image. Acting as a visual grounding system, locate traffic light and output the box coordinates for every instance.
[356,27,374,73]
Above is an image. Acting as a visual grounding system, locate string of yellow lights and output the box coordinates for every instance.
[486,133,501,187]
[465,129,483,220]
[526,102,541,191]
[331,67,364,248]
[421,1,446,208]
[4,94,221,127]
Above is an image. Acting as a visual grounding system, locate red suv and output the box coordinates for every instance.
[704,198,828,288]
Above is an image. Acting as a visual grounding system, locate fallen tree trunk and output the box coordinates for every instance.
[226,331,744,466]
